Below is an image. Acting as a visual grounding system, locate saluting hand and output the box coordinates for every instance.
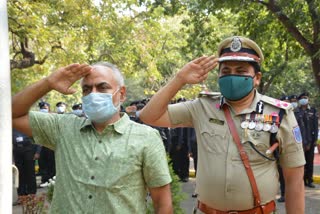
[175,56,219,85]
[46,63,93,95]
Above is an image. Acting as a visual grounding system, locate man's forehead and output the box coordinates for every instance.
[82,66,115,85]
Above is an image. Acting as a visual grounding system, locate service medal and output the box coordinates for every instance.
[270,124,279,133]
[255,122,264,131]
[263,123,271,132]
[241,121,249,129]
[248,121,256,129]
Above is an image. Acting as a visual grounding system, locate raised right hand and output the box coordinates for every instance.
[175,56,219,85]
[46,63,93,95]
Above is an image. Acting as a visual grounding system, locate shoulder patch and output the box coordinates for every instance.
[292,126,302,143]
[260,95,293,111]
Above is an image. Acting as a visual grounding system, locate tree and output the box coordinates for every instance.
[145,0,319,106]
[9,0,191,105]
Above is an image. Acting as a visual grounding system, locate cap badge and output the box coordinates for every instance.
[230,37,242,52]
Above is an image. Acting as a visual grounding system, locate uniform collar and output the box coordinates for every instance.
[220,89,262,115]
[80,113,131,134]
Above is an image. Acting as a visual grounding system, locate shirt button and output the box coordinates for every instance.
[98,140,102,144]
[95,157,99,161]
[88,195,92,199]
[91,176,95,180]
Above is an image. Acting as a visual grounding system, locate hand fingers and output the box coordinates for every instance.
[192,56,207,64]
[199,73,209,82]
[77,64,93,77]
[64,63,81,71]
[203,57,219,72]
[64,63,91,75]
[66,87,77,95]
[198,55,217,67]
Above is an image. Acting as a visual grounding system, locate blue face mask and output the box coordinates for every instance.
[291,102,298,109]
[299,98,308,106]
[72,109,83,116]
[39,109,49,113]
[218,74,254,101]
[82,90,120,123]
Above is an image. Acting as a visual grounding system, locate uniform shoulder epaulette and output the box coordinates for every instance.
[198,91,221,99]
[260,95,293,111]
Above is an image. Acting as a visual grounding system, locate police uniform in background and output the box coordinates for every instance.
[294,92,319,188]
[187,127,198,174]
[167,37,305,213]
[13,129,40,196]
[169,98,190,182]
[289,95,298,110]
[72,103,84,117]
[276,95,291,203]
[169,126,190,182]
[38,101,56,187]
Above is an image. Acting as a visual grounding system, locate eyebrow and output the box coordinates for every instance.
[82,82,112,89]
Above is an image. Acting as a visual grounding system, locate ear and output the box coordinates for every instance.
[119,86,127,102]
[254,72,262,87]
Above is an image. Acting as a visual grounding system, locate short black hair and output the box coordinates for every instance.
[56,102,66,107]
[298,92,309,99]
[248,61,261,73]
[289,95,298,100]
[38,101,50,109]
[72,103,82,110]
[280,95,290,101]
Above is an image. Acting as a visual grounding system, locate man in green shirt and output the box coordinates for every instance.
[12,62,172,214]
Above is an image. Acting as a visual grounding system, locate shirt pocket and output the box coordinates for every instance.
[200,123,228,154]
[234,131,271,165]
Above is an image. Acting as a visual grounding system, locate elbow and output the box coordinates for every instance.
[139,109,152,124]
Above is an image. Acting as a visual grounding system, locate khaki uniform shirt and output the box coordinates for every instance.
[30,112,171,214]
[168,91,305,211]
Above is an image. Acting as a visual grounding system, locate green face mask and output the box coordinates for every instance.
[218,74,254,101]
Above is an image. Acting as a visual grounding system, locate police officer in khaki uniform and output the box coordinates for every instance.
[140,36,305,214]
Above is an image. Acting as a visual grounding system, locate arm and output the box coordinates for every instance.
[282,166,305,214]
[149,184,173,214]
[12,64,92,136]
[139,56,218,127]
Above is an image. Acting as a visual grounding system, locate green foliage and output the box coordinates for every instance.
[168,163,186,214]
[9,0,320,108]
[47,184,54,204]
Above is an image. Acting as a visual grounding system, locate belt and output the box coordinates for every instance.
[197,200,276,214]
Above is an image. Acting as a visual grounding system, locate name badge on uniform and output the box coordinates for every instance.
[209,118,224,125]
[16,137,23,142]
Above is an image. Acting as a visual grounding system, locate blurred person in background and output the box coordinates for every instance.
[295,92,319,188]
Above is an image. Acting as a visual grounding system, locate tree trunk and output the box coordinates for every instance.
[311,56,320,90]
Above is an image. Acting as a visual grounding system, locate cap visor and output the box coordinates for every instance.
[218,56,256,62]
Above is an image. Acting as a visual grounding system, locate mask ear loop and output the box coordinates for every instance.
[112,87,122,110]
